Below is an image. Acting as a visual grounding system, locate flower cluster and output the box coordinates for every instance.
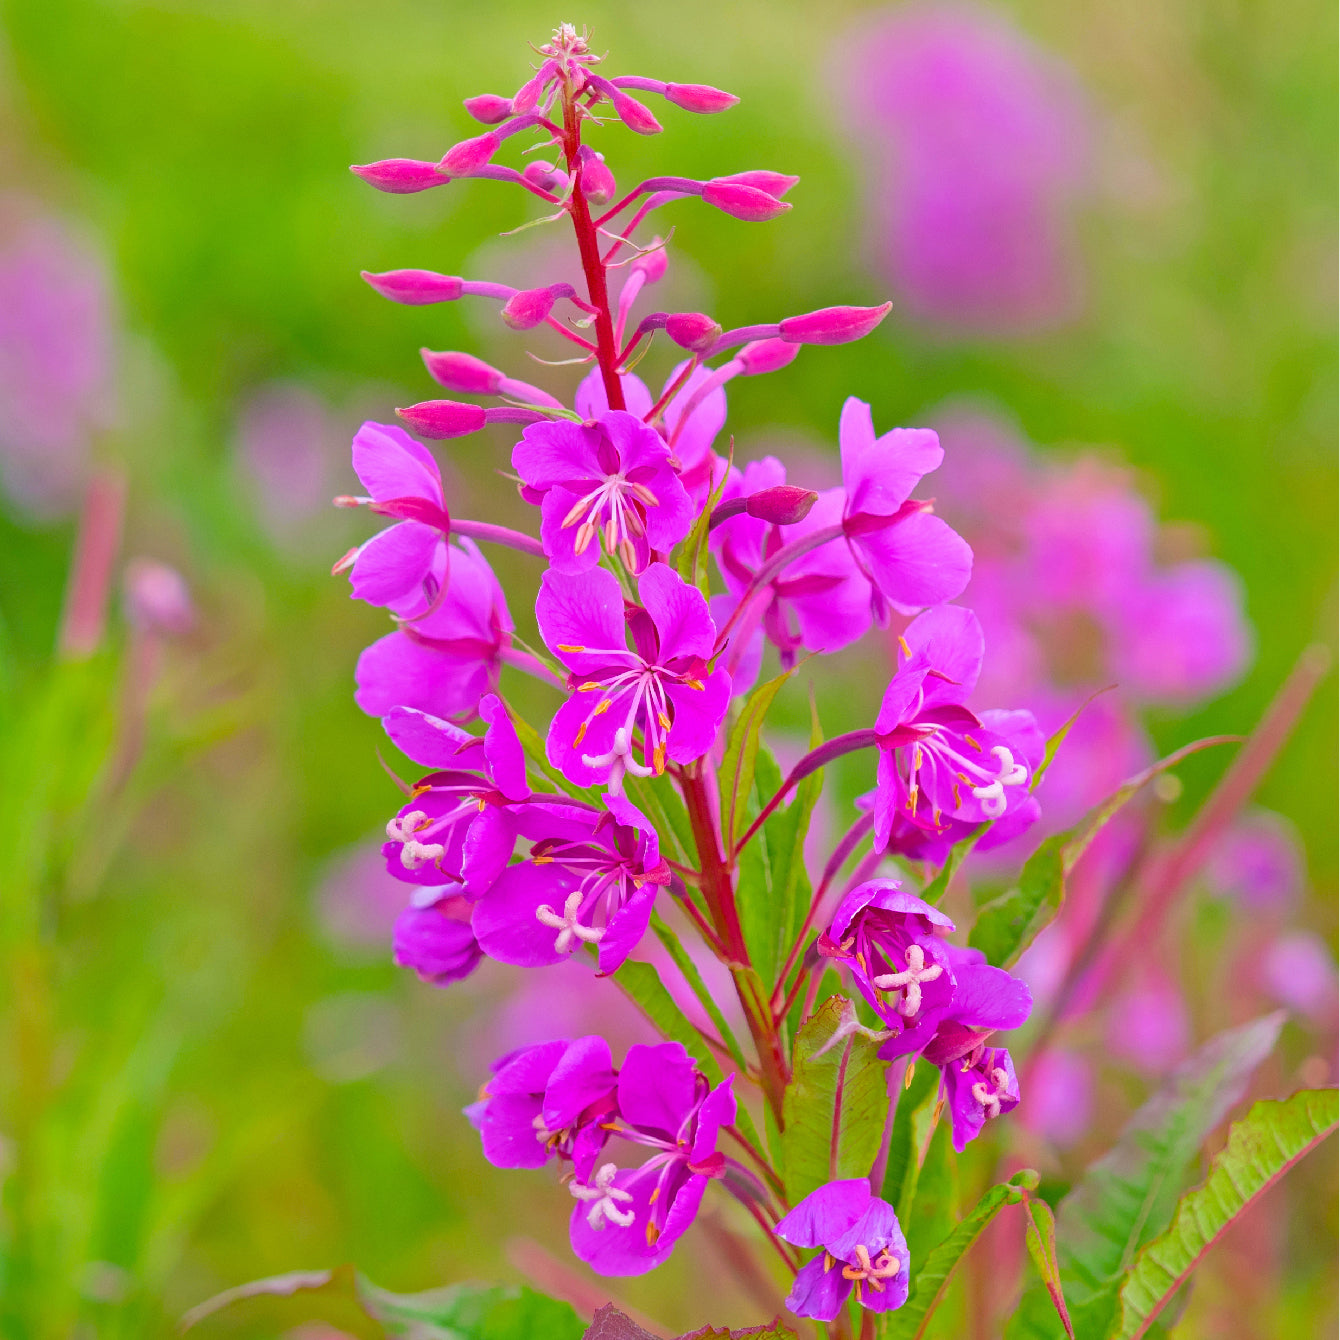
[336,26,1044,1321]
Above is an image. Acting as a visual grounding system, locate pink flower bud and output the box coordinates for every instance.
[510,60,555,116]
[395,400,488,440]
[123,559,195,636]
[701,178,793,222]
[439,132,499,177]
[739,338,800,375]
[778,302,893,346]
[591,77,663,135]
[578,146,617,206]
[631,244,668,285]
[349,159,449,194]
[665,312,723,354]
[500,286,558,330]
[523,161,568,194]
[420,350,502,395]
[714,170,799,200]
[463,94,513,125]
[361,269,464,305]
[746,485,818,525]
[665,82,740,114]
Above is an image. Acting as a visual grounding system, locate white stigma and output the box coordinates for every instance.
[535,889,605,954]
[386,811,446,871]
[582,726,654,796]
[970,745,1029,818]
[569,1162,635,1230]
[871,943,943,1017]
[970,1066,1011,1119]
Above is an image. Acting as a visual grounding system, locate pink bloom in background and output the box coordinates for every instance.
[235,382,339,538]
[1104,969,1190,1075]
[1257,933,1338,1025]
[832,4,1090,334]
[316,844,418,951]
[0,202,118,516]
[1022,1048,1093,1148]
[1204,809,1306,916]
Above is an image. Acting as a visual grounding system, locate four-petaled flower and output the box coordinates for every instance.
[775,1178,911,1320]
[538,565,731,791]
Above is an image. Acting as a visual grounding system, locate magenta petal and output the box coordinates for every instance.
[355,631,490,721]
[543,1036,616,1130]
[574,367,654,419]
[352,420,442,502]
[875,659,932,732]
[638,563,717,661]
[569,1168,681,1276]
[382,705,482,770]
[775,1178,871,1248]
[663,668,732,764]
[784,1255,852,1323]
[854,508,973,611]
[513,419,604,487]
[617,1042,697,1136]
[537,567,629,673]
[460,805,516,895]
[349,520,441,607]
[903,604,984,701]
[472,861,573,966]
[546,693,622,787]
[950,962,1033,1031]
[691,1076,737,1161]
[479,694,529,800]
[597,879,659,974]
[478,1094,548,1168]
[840,397,942,515]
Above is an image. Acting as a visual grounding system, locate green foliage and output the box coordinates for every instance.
[608,958,726,1087]
[676,457,731,598]
[781,997,889,1202]
[880,1169,1037,1340]
[881,1060,942,1224]
[182,1264,584,1338]
[1112,1088,1339,1340]
[905,1121,961,1281]
[1008,1012,1284,1339]
[718,670,793,848]
[1023,1197,1074,1339]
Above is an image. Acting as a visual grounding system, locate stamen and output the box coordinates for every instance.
[871,942,943,1016]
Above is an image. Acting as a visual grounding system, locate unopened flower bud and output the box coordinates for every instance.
[463,93,513,124]
[778,302,893,346]
[739,338,800,375]
[439,132,499,177]
[501,286,559,330]
[350,159,449,194]
[630,244,668,285]
[523,160,568,194]
[510,60,555,116]
[665,312,723,354]
[701,178,793,222]
[665,82,739,114]
[713,170,799,200]
[361,269,464,305]
[421,349,502,395]
[579,146,617,206]
[590,77,663,135]
[395,400,488,439]
[123,559,194,636]
[746,485,818,526]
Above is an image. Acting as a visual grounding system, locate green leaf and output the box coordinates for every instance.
[718,669,792,847]
[607,958,726,1087]
[182,1268,584,1340]
[781,997,890,1203]
[880,1170,1037,1340]
[1008,1012,1284,1340]
[969,736,1238,969]
[881,1060,942,1224]
[623,772,695,865]
[906,1120,960,1279]
[507,705,601,806]
[1111,1088,1339,1340]
[1024,1197,1074,1339]
[676,452,731,597]
[677,1320,800,1339]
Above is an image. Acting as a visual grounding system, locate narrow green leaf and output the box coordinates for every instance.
[906,1120,960,1280]
[649,911,749,1075]
[623,772,695,864]
[1031,689,1110,794]
[880,1170,1036,1340]
[676,452,731,597]
[881,1060,942,1225]
[363,1278,584,1338]
[1024,1197,1074,1339]
[607,958,725,1086]
[1111,1088,1338,1340]
[782,997,890,1202]
[718,669,792,846]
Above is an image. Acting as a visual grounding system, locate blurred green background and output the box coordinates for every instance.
[0,0,1333,1336]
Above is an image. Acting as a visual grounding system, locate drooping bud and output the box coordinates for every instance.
[713,170,799,200]
[778,302,893,346]
[746,485,818,525]
[421,350,502,395]
[523,161,568,194]
[578,146,617,206]
[588,76,663,135]
[439,132,500,177]
[701,178,793,222]
[665,82,739,114]
[665,312,723,354]
[361,269,464,305]
[500,286,559,330]
[350,159,450,194]
[510,59,557,116]
[739,338,800,375]
[630,243,668,285]
[463,93,513,124]
[395,400,488,440]
[123,559,195,636]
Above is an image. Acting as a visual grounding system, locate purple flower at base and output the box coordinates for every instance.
[466,1035,618,1176]
[473,794,672,973]
[775,1179,910,1320]
[354,539,513,723]
[819,880,957,1045]
[839,398,973,620]
[513,410,693,573]
[712,457,871,666]
[567,1042,735,1276]
[393,891,482,985]
[336,421,451,611]
[379,696,528,892]
[873,605,1043,849]
[538,564,731,791]
[942,1045,1020,1152]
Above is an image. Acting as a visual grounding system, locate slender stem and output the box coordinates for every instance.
[646,355,698,424]
[724,1124,786,1200]
[773,968,809,1027]
[450,518,546,558]
[559,77,624,410]
[542,315,598,352]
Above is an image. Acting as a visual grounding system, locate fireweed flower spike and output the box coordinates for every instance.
[775,1179,911,1320]
[537,564,731,791]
